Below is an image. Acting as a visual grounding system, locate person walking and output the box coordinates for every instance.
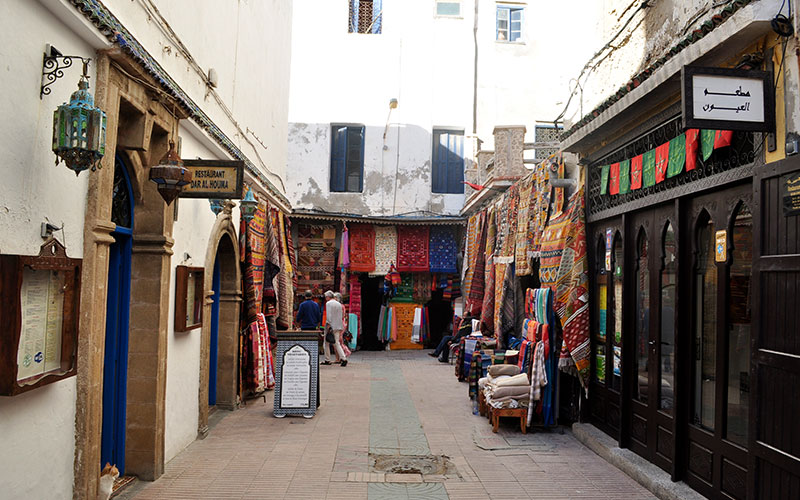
[295,291,322,330]
[323,290,348,367]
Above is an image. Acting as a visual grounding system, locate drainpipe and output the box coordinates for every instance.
[472,0,479,136]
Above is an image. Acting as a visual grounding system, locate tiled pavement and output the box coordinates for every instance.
[123,351,656,500]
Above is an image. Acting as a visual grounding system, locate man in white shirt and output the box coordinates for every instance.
[323,290,348,367]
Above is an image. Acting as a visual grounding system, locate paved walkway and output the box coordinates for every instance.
[124,351,655,499]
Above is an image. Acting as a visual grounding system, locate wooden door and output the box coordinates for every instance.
[683,183,751,499]
[626,203,677,472]
[749,156,800,499]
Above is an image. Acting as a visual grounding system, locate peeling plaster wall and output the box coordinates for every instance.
[566,0,795,128]
[0,1,93,498]
[287,0,601,216]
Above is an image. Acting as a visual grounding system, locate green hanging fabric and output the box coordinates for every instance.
[600,165,610,195]
[619,159,631,194]
[701,129,715,161]
[667,134,686,178]
[642,149,656,188]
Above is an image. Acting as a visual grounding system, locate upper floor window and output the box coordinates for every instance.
[330,125,364,192]
[349,0,382,34]
[436,1,461,16]
[496,4,523,42]
[432,129,464,194]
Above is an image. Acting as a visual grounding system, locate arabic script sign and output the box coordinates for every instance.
[781,170,800,217]
[682,66,774,132]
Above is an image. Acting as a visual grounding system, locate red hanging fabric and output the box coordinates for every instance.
[685,128,699,171]
[655,142,670,183]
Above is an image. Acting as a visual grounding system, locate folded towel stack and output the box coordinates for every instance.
[483,368,530,409]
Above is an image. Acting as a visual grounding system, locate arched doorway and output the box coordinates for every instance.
[198,205,241,436]
[101,155,134,473]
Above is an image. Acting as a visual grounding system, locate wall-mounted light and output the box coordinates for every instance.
[239,187,258,223]
[149,141,192,205]
[209,198,226,215]
[48,49,107,175]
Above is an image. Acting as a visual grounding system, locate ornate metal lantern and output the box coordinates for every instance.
[209,198,226,215]
[51,61,107,175]
[149,141,192,205]
[239,187,258,223]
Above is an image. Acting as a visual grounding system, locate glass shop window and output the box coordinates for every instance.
[611,232,623,392]
[726,202,751,447]
[693,213,717,431]
[660,222,677,414]
[635,228,649,403]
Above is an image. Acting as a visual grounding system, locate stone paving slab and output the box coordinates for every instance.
[121,351,655,500]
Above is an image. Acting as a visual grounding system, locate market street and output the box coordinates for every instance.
[120,351,654,500]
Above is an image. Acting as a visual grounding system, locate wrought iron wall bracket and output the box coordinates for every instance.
[40,53,91,99]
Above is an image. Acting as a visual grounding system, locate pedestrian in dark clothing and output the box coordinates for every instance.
[428,315,475,362]
[296,291,322,330]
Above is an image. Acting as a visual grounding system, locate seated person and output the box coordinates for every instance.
[429,315,476,362]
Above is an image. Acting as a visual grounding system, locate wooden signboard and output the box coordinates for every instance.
[0,238,81,396]
[273,330,320,418]
[179,160,244,199]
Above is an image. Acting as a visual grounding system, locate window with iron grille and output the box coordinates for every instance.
[496,4,523,42]
[330,125,365,192]
[432,129,464,194]
[534,124,561,159]
[349,0,382,34]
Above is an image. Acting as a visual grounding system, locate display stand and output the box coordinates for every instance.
[273,330,320,418]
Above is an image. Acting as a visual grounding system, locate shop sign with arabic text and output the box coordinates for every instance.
[681,66,774,132]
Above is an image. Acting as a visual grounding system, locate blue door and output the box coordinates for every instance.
[101,156,133,473]
[209,258,221,406]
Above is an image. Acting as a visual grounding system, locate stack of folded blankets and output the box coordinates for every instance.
[479,365,530,409]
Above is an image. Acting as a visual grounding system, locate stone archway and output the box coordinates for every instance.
[74,49,187,497]
[198,202,242,437]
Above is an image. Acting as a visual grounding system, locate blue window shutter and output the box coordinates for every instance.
[432,131,445,193]
[446,133,464,193]
[372,0,382,34]
[330,126,347,192]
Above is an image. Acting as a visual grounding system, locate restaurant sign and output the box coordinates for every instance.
[179,160,244,199]
[781,170,800,217]
[682,66,774,132]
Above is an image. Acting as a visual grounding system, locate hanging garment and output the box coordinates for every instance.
[397,225,430,272]
[348,224,376,272]
[467,211,487,315]
[429,225,458,273]
[463,213,480,298]
[527,341,548,426]
[347,313,358,350]
[411,307,422,343]
[412,273,432,303]
[371,225,397,276]
[515,176,534,276]
[480,258,495,335]
[244,203,267,321]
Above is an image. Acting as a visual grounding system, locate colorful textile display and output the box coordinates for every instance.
[395,273,414,301]
[244,203,267,320]
[348,224,376,272]
[467,211,487,315]
[286,217,298,290]
[347,313,358,350]
[528,167,551,258]
[515,177,533,276]
[413,273,432,303]
[371,225,397,276]
[339,225,350,269]
[543,189,591,389]
[296,224,337,295]
[397,225,430,272]
[463,213,480,298]
[275,210,293,329]
[246,313,275,392]
[429,225,458,273]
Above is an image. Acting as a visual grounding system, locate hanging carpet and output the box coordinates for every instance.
[397,225,430,272]
[348,224,376,272]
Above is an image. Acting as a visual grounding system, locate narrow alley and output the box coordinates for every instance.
[120,351,653,500]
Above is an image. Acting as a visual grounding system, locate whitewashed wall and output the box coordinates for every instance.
[0,1,98,498]
[286,0,601,216]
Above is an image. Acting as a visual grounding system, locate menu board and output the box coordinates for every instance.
[280,346,311,408]
[273,331,319,418]
[781,170,800,216]
[17,268,65,382]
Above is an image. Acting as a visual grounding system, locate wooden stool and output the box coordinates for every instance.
[478,389,487,416]
[490,407,527,434]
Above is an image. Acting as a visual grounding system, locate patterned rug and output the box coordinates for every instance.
[371,225,397,276]
[428,225,458,273]
[349,224,376,272]
[397,225,430,272]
